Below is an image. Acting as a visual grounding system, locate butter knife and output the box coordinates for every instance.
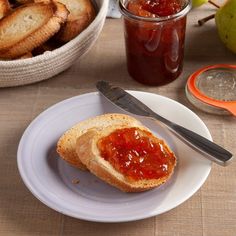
[96,81,233,166]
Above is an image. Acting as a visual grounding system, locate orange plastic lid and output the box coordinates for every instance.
[186,64,236,116]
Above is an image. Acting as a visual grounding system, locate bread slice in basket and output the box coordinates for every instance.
[57,113,143,170]
[0,1,69,59]
[0,0,11,19]
[55,0,96,42]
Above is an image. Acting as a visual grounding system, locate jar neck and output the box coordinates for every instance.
[119,0,192,23]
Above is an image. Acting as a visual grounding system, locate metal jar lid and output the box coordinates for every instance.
[185,64,236,116]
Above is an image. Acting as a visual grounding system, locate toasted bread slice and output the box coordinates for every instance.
[14,0,33,5]
[0,1,69,59]
[32,39,62,56]
[75,124,177,192]
[55,0,96,42]
[0,0,11,19]
[56,113,143,170]
[17,51,32,59]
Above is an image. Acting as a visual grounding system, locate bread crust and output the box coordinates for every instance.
[0,1,69,59]
[0,0,11,19]
[56,113,144,170]
[15,0,33,4]
[76,124,177,192]
[55,0,96,42]
[17,51,33,59]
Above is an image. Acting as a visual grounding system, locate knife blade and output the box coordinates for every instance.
[96,80,234,166]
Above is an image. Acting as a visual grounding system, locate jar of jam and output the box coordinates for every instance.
[119,0,191,86]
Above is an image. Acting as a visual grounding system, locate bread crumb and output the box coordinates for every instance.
[72,178,80,184]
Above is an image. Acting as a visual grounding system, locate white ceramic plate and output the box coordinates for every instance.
[17,91,212,222]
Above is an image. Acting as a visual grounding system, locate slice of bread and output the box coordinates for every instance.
[55,0,96,42]
[75,122,177,192]
[14,0,33,5]
[17,51,32,59]
[0,1,69,59]
[56,113,143,170]
[0,0,11,19]
[32,39,62,56]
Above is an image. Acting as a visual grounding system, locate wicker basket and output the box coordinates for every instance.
[0,0,109,87]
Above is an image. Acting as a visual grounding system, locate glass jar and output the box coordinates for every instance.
[119,0,191,86]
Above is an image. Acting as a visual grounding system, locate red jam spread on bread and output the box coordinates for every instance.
[97,127,175,181]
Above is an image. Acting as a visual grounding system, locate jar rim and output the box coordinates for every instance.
[119,0,192,22]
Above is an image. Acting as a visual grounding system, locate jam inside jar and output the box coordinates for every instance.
[119,0,191,86]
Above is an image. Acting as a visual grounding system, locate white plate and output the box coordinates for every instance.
[17,91,212,222]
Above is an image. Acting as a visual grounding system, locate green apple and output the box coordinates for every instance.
[192,0,208,7]
[215,0,236,53]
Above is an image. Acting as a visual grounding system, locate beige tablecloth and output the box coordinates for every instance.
[0,2,235,235]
